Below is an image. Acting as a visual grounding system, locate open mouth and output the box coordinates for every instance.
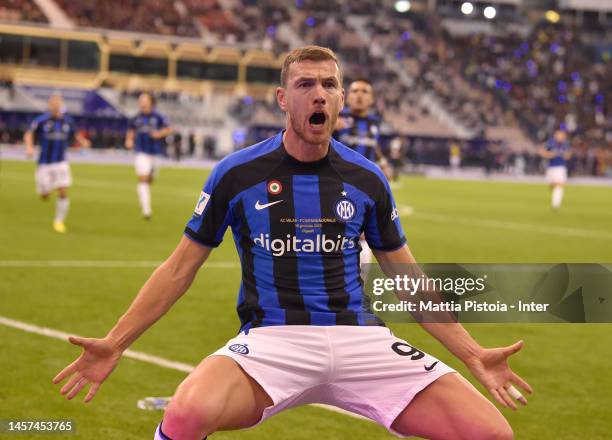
[309,111,327,126]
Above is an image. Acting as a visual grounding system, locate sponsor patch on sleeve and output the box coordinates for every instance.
[194,191,210,216]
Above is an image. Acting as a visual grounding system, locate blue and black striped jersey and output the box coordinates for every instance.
[29,113,75,165]
[333,109,381,162]
[129,111,169,155]
[546,139,570,167]
[185,132,406,332]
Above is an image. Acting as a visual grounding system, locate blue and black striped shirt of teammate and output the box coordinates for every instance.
[128,110,169,155]
[546,135,571,167]
[28,113,76,164]
[185,132,406,332]
[333,108,381,163]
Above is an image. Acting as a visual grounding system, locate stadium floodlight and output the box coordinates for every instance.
[461,2,474,15]
[483,6,496,19]
[545,10,560,23]
[395,0,411,13]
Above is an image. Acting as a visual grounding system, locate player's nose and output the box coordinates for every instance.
[313,95,326,106]
[312,83,327,106]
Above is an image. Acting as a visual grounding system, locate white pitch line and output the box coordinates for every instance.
[0,315,370,422]
[0,315,195,373]
[0,260,239,268]
[400,206,612,240]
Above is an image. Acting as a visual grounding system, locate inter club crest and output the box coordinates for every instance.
[334,197,356,222]
[229,344,249,355]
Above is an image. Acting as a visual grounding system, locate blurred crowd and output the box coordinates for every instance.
[191,0,291,53]
[53,0,198,36]
[238,1,610,152]
[0,0,46,23]
[2,0,610,172]
[370,12,509,133]
[458,22,610,147]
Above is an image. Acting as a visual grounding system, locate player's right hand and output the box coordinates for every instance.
[52,336,123,403]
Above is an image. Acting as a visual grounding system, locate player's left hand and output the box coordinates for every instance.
[381,163,393,180]
[150,130,165,140]
[464,340,533,410]
[52,336,122,403]
[377,158,393,180]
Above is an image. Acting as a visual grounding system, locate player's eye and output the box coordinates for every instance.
[299,81,313,88]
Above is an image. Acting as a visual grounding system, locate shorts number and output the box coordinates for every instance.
[391,342,425,360]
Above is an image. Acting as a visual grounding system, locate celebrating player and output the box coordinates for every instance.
[125,92,172,219]
[334,79,392,170]
[54,46,530,440]
[334,79,392,268]
[539,129,572,210]
[24,93,90,233]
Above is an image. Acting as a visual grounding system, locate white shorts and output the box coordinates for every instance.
[211,325,455,437]
[546,166,567,184]
[135,152,159,177]
[35,161,72,195]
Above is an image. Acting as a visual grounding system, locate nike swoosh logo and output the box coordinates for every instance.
[255,200,284,210]
[424,361,438,371]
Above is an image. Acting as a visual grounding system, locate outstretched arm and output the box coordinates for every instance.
[104,236,210,350]
[538,147,554,159]
[375,147,393,180]
[53,236,211,402]
[125,129,135,149]
[151,126,173,140]
[24,130,35,159]
[373,245,533,410]
[75,132,91,149]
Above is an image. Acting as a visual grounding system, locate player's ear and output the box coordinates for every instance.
[340,87,345,109]
[276,87,287,112]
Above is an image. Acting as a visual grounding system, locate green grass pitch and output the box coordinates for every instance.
[1,159,611,439]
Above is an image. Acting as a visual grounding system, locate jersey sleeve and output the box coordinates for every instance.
[67,117,76,140]
[128,117,137,130]
[370,115,381,143]
[184,165,233,248]
[29,116,42,134]
[363,178,406,251]
[158,113,169,128]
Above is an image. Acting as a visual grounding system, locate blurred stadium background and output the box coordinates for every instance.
[1,0,611,439]
[0,0,610,166]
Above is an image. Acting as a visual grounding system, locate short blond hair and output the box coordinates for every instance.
[280,45,342,87]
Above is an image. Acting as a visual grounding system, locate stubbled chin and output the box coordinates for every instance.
[309,122,329,134]
[308,123,326,132]
[303,124,329,143]
[288,118,331,144]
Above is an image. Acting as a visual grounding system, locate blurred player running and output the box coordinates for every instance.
[54,46,531,440]
[24,93,90,233]
[539,129,572,210]
[125,92,172,219]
